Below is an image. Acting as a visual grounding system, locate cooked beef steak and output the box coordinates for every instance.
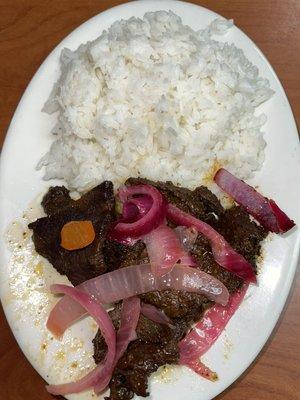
[140,231,245,314]
[93,304,187,365]
[103,240,147,272]
[190,234,243,293]
[99,180,266,400]
[215,206,267,270]
[125,179,266,269]
[29,178,267,400]
[193,185,224,217]
[103,239,213,320]
[125,177,224,224]
[94,304,185,400]
[140,290,211,320]
[108,340,178,400]
[124,178,266,292]
[29,182,115,285]
[41,186,74,215]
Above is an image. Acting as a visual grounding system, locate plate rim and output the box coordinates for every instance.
[0,1,299,399]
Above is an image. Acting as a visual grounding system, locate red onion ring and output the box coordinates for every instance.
[46,285,116,396]
[121,195,153,222]
[109,185,167,242]
[129,195,153,216]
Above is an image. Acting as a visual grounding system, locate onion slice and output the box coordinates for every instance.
[175,226,198,252]
[122,195,153,222]
[141,303,172,325]
[143,224,194,276]
[122,202,140,222]
[115,297,141,363]
[47,264,229,337]
[129,195,153,216]
[179,284,248,365]
[46,285,116,395]
[109,185,166,242]
[214,168,295,233]
[185,359,218,381]
[179,253,197,267]
[167,204,256,283]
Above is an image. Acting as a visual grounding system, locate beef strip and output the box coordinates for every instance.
[125,177,224,224]
[28,182,115,285]
[138,239,227,316]
[103,238,212,320]
[103,178,232,321]
[93,305,183,400]
[140,290,211,320]
[192,186,224,217]
[108,340,179,400]
[93,304,187,365]
[190,234,243,293]
[215,206,268,270]
[124,179,266,270]
[93,283,211,400]
[93,289,209,400]
[41,186,74,215]
[103,240,147,272]
[123,178,266,292]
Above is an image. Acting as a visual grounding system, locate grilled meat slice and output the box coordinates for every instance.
[108,340,179,400]
[140,290,211,320]
[125,177,224,224]
[103,238,212,320]
[192,185,224,217]
[124,179,265,292]
[103,240,147,272]
[29,182,115,285]
[93,303,187,365]
[141,230,244,311]
[190,234,243,293]
[93,305,182,400]
[215,205,268,270]
[41,186,74,215]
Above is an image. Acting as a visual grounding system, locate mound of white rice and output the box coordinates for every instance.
[39,11,273,192]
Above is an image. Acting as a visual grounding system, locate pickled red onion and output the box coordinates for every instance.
[214,168,295,233]
[167,204,256,282]
[46,285,115,395]
[114,297,141,363]
[141,303,172,325]
[47,264,229,337]
[184,359,218,381]
[143,224,194,276]
[175,226,198,252]
[179,284,248,366]
[109,185,166,242]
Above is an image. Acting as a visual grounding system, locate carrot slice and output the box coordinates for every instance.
[61,220,95,251]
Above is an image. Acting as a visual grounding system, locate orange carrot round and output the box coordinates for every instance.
[60,220,95,251]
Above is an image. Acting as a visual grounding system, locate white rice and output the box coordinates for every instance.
[38,11,274,193]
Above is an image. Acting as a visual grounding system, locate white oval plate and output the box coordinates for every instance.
[0,1,299,400]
